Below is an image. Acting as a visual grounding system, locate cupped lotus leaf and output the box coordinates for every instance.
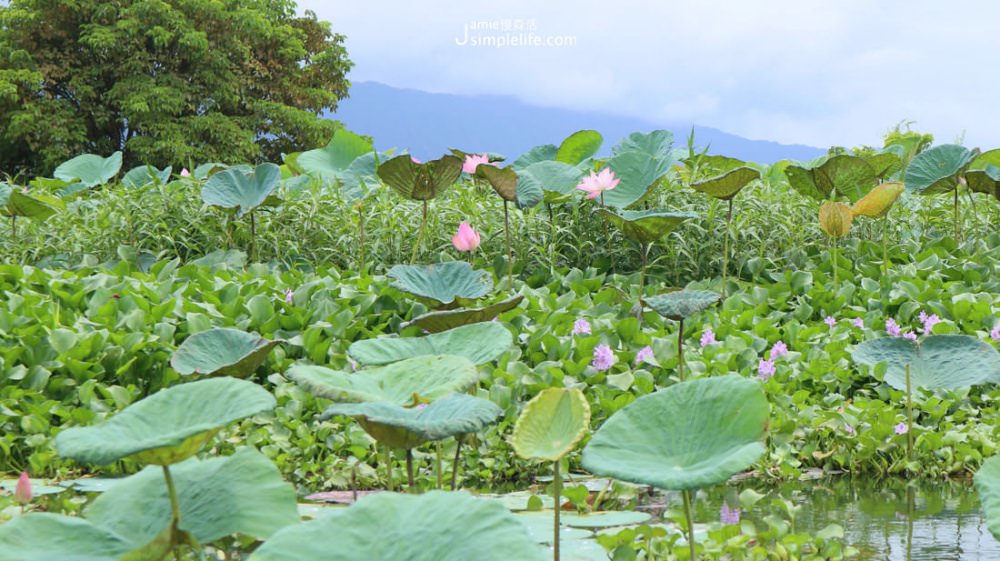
[597,209,697,245]
[402,295,525,333]
[974,455,1000,540]
[388,262,493,305]
[377,154,463,200]
[288,355,478,406]
[852,335,1000,391]
[336,151,389,200]
[966,164,1000,200]
[602,150,674,209]
[475,164,519,201]
[170,327,282,377]
[297,129,373,178]
[122,165,172,189]
[904,144,976,195]
[690,166,760,200]
[686,154,745,177]
[512,144,558,169]
[53,151,123,187]
[0,184,62,220]
[851,182,904,218]
[0,514,133,561]
[970,148,1000,171]
[54,377,276,465]
[86,448,298,546]
[348,322,512,366]
[201,163,282,217]
[511,388,590,462]
[865,151,903,180]
[249,491,547,561]
[517,160,586,204]
[785,155,878,203]
[643,290,721,321]
[581,374,768,491]
[194,162,243,180]
[818,201,853,237]
[321,393,503,449]
[612,130,673,159]
[556,130,602,165]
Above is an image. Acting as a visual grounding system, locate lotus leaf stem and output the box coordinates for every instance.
[451,435,464,490]
[881,216,889,276]
[358,202,366,271]
[10,216,15,242]
[722,198,733,297]
[682,489,697,561]
[411,200,429,264]
[831,237,838,286]
[954,187,961,240]
[383,446,394,492]
[249,210,257,263]
[553,459,562,561]
[406,449,416,492]
[435,442,443,489]
[162,465,183,561]
[638,242,650,300]
[906,363,913,465]
[504,200,514,290]
[678,318,685,382]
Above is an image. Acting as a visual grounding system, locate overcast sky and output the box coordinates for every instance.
[298,0,1000,149]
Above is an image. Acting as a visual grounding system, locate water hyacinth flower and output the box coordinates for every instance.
[845,425,856,436]
[852,317,864,329]
[463,153,492,174]
[14,471,32,505]
[571,318,591,336]
[903,331,917,341]
[635,345,654,366]
[824,316,836,328]
[992,326,1000,342]
[720,502,741,526]
[700,329,717,347]
[451,222,481,252]
[770,340,788,359]
[885,318,901,337]
[591,344,616,372]
[757,359,775,381]
[921,313,941,334]
[895,422,908,435]
[575,168,620,200]
[283,288,293,304]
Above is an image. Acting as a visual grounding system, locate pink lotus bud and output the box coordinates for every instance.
[14,471,32,505]
[180,168,190,177]
[451,222,481,252]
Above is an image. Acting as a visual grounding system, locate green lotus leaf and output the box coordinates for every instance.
[785,155,878,203]
[288,355,478,406]
[476,164,519,201]
[904,144,976,195]
[377,154,463,200]
[334,151,388,200]
[560,511,651,528]
[596,209,697,245]
[0,184,62,220]
[53,151,123,187]
[974,455,1000,540]
[643,290,721,321]
[517,160,586,205]
[86,448,298,546]
[0,514,134,561]
[970,148,1000,171]
[512,388,590,462]
[512,144,558,169]
[171,327,283,377]
[581,374,768,491]
[402,295,525,333]
[612,130,674,159]
[54,377,276,465]
[201,163,282,217]
[122,165,172,189]
[687,154,746,177]
[690,166,760,200]
[194,162,242,180]
[602,150,674,209]
[297,129,373,179]
[348,322,512,366]
[322,394,503,449]
[388,262,493,306]
[556,130,602,166]
[966,154,1000,199]
[852,335,1000,391]
[249,491,546,561]
[865,151,903,180]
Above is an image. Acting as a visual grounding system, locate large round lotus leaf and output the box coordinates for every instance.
[518,160,586,197]
[690,166,760,200]
[86,448,298,546]
[122,165,172,189]
[904,144,976,195]
[54,378,276,465]
[556,130,602,166]
[249,491,547,561]
[581,374,768,491]
[865,151,903,180]
[612,130,673,159]
[852,335,1000,391]
[684,154,745,177]
[321,394,503,449]
[349,322,512,366]
[643,290,721,321]
[201,163,282,217]
[288,355,478,406]
[974,455,1000,540]
[476,164,518,201]
[0,514,133,561]
[784,155,878,203]
[388,262,493,305]
[560,511,651,529]
[514,512,594,543]
[512,143,558,169]
[511,388,590,462]
[402,295,525,333]
[602,150,674,209]
[171,327,283,377]
[966,164,1000,201]
[297,129,373,179]
[0,185,61,220]
[53,151,123,187]
[851,182,904,218]
[377,154,463,201]
[596,209,697,245]
[818,201,853,238]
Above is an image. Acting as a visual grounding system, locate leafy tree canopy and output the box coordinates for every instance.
[0,0,353,175]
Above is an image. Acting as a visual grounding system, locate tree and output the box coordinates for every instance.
[0,0,353,175]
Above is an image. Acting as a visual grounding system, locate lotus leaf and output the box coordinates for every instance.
[974,455,1000,540]
[171,327,283,377]
[904,144,976,195]
[53,152,123,187]
[819,201,853,237]
[512,143,558,169]
[784,155,877,203]
[555,130,602,165]
[0,184,62,221]
[122,165,172,189]
[690,166,760,200]
[512,388,590,462]
[402,295,524,332]
[596,209,697,245]
[851,182,904,218]
[348,322,512,366]
[517,160,586,204]
[852,335,1000,391]
[201,163,282,217]
[865,151,903,180]
[0,514,133,561]
[377,154,463,200]
[297,129,373,178]
[643,290,721,321]
[612,130,674,159]
[388,262,493,305]
[475,164,518,201]
[602,150,674,209]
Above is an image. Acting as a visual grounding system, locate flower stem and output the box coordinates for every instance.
[831,237,838,286]
[553,459,562,561]
[682,489,697,561]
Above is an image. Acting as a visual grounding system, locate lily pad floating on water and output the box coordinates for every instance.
[560,510,652,529]
[348,321,512,366]
[389,262,493,306]
[643,290,721,321]
[402,295,525,333]
[852,334,1000,391]
[54,377,276,465]
[171,327,284,377]
[248,491,547,561]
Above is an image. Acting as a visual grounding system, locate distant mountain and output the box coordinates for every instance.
[326,81,826,164]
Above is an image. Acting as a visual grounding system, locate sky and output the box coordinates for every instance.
[298,0,1000,150]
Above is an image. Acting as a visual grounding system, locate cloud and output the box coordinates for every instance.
[302,0,1000,149]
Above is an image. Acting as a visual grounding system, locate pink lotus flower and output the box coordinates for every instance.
[895,422,908,435]
[575,168,620,200]
[635,345,654,365]
[463,154,492,174]
[700,329,717,347]
[757,359,775,381]
[451,222,481,252]
[571,318,591,336]
[592,344,616,371]
[180,168,190,177]
[770,340,788,358]
[14,471,31,505]
[410,156,422,164]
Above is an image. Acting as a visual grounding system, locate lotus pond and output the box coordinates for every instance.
[2,129,1000,559]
